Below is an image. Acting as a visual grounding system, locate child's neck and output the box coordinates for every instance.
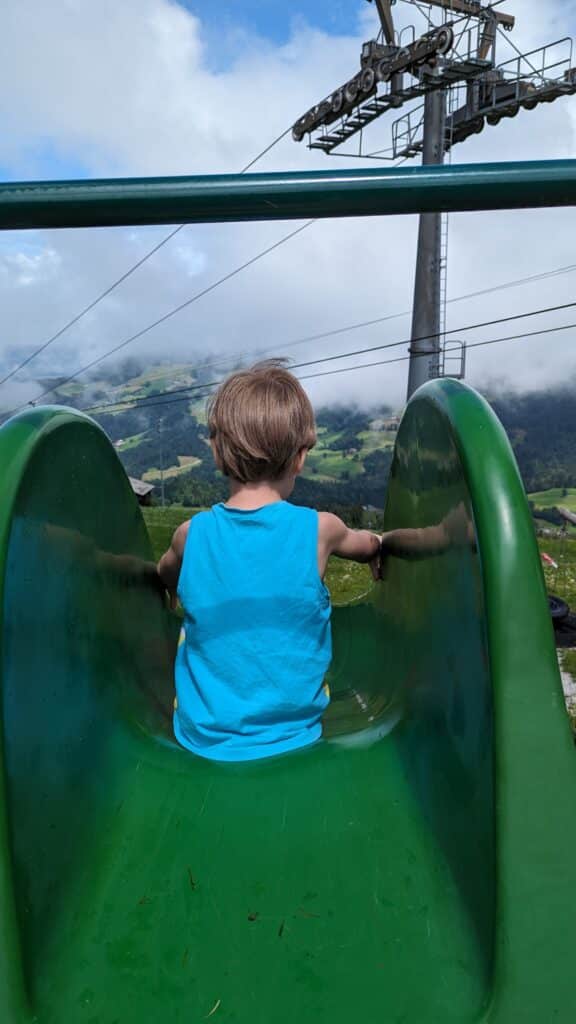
[226,476,293,510]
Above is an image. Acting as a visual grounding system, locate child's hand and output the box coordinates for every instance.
[166,587,179,611]
[369,538,385,582]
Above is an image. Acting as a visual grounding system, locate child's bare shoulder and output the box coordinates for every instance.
[171,520,191,555]
[318,511,347,545]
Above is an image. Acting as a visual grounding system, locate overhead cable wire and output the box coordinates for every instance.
[10,219,315,416]
[1,0,519,402]
[16,142,435,414]
[81,315,576,416]
[83,297,576,415]
[0,225,186,391]
[239,128,292,172]
[0,0,538,411]
[265,260,576,357]
[298,318,576,383]
[0,127,292,392]
[30,253,576,417]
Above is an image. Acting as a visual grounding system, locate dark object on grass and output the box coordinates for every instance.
[549,594,570,625]
[551,611,576,648]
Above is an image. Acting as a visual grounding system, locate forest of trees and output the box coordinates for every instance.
[492,388,576,493]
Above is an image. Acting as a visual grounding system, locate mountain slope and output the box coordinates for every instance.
[42,361,576,508]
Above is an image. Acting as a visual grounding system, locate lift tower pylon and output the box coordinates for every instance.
[292,1,576,398]
[406,80,445,396]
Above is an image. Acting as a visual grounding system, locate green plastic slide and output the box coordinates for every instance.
[1,379,575,1024]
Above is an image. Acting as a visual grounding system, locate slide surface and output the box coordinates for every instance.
[0,381,575,1023]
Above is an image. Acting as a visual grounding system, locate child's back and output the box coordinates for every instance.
[158,361,383,763]
[174,500,331,761]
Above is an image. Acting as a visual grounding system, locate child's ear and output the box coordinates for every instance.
[294,447,308,474]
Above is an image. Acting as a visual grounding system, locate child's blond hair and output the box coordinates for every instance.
[207,361,316,483]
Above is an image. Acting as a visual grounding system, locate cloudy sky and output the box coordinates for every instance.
[1,0,576,413]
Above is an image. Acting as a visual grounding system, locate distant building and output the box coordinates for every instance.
[129,477,155,507]
[369,416,400,432]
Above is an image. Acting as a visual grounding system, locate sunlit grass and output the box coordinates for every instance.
[143,506,199,561]
[325,558,374,604]
[530,488,576,512]
[116,432,145,452]
[538,536,576,609]
[142,456,201,482]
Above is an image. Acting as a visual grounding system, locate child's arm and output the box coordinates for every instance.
[319,503,474,582]
[157,522,190,608]
[381,503,474,560]
[381,525,449,559]
[318,513,382,581]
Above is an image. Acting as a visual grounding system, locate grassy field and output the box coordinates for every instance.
[116,433,145,452]
[357,429,396,454]
[143,506,200,561]
[303,449,365,480]
[529,488,576,512]
[538,535,576,609]
[299,426,397,484]
[143,456,201,482]
[143,506,374,603]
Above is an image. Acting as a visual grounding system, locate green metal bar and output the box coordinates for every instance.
[1,160,575,231]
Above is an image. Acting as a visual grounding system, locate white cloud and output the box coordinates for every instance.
[0,0,575,415]
[0,242,60,287]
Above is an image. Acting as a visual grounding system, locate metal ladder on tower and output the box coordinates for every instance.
[439,82,466,380]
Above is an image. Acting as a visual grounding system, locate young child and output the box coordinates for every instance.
[157,361,383,762]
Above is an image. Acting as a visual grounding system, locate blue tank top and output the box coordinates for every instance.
[174,501,332,762]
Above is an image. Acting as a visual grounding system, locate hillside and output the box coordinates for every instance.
[492,389,576,493]
[35,361,576,510]
[49,360,398,510]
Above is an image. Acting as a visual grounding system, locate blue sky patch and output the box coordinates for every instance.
[177,0,363,45]
[0,143,92,183]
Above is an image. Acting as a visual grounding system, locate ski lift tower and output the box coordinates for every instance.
[291,1,576,398]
